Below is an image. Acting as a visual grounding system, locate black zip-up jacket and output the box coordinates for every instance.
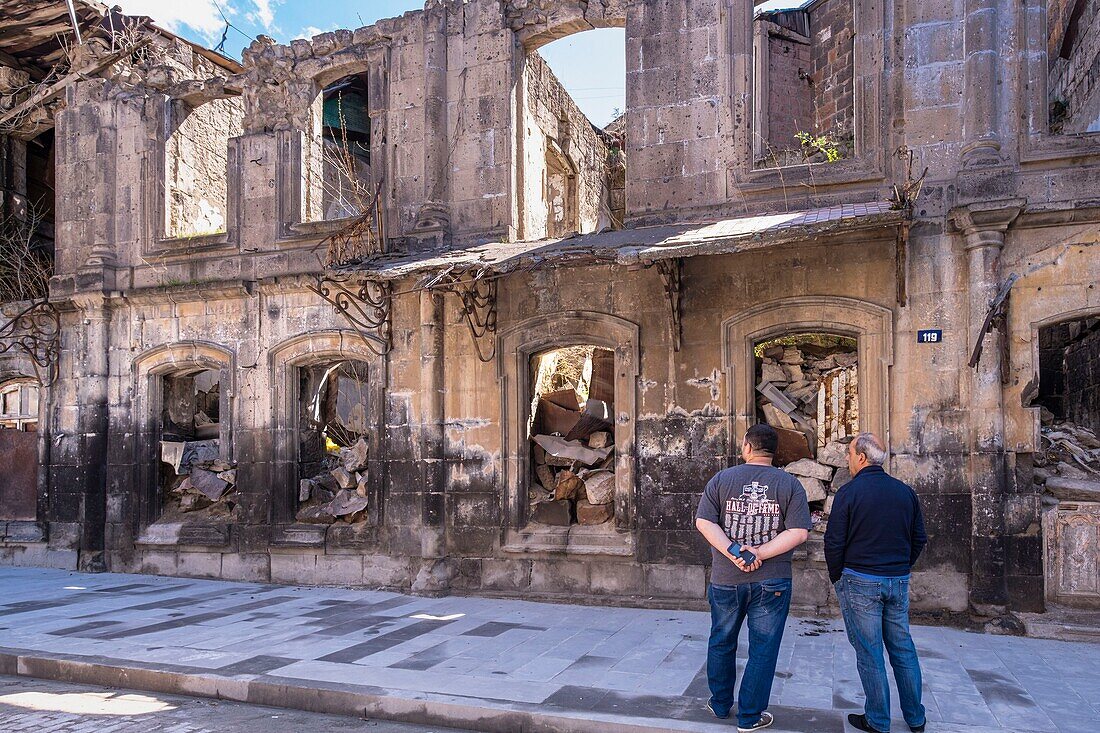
[823,465,927,584]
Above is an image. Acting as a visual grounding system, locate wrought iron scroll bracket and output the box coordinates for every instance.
[654,258,683,352]
[436,275,498,363]
[307,275,393,356]
[0,299,61,384]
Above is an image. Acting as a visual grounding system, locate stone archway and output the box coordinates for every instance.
[132,341,236,529]
[268,331,385,541]
[722,295,893,460]
[505,0,627,50]
[497,311,639,555]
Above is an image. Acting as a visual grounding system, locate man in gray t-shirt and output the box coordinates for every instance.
[695,424,811,732]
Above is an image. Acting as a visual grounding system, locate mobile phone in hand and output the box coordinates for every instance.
[728,542,757,566]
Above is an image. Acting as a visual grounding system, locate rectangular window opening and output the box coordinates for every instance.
[156,369,236,522]
[1048,0,1100,134]
[303,73,374,223]
[165,98,243,238]
[1034,316,1100,485]
[522,27,626,238]
[295,360,371,525]
[527,345,616,528]
[752,0,855,169]
[754,333,858,531]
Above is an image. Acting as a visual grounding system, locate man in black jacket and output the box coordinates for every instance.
[824,433,927,733]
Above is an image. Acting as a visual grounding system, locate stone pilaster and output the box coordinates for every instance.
[71,293,112,572]
[951,201,1022,615]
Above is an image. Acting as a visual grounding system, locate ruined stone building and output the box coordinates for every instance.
[1,0,1099,627]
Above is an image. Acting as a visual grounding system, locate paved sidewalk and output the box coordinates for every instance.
[0,674,473,732]
[0,568,1096,733]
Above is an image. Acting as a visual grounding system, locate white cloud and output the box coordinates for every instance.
[246,0,280,31]
[117,0,230,40]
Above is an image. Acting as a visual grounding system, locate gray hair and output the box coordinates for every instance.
[851,432,888,465]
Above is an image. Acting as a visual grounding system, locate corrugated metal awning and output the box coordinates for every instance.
[336,201,905,284]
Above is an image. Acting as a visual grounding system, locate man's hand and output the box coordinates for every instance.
[731,545,762,572]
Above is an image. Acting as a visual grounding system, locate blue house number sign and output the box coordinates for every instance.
[917,329,943,344]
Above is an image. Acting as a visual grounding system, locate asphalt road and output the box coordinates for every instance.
[0,674,476,733]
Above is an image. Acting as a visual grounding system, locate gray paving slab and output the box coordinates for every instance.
[0,567,1096,733]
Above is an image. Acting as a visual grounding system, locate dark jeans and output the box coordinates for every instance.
[835,574,926,733]
[706,578,792,728]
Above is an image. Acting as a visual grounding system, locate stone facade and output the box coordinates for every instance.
[0,0,1099,628]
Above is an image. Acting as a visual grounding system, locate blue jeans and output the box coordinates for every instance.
[835,574,927,733]
[706,579,792,728]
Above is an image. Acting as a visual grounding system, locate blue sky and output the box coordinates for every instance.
[118,0,626,126]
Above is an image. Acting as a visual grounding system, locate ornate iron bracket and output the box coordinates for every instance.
[433,273,498,363]
[307,276,393,356]
[0,299,60,383]
[654,258,683,352]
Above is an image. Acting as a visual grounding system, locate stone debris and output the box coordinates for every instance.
[583,470,615,505]
[331,466,356,490]
[160,439,219,475]
[796,475,828,502]
[340,438,370,473]
[576,499,615,525]
[531,498,572,526]
[756,341,859,450]
[1034,421,1100,500]
[528,347,617,526]
[755,339,861,533]
[785,458,834,482]
[293,439,373,526]
[161,439,238,518]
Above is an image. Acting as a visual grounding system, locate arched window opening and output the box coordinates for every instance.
[527,345,616,528]
[753,332,858,530]
[1048,0,1100,134]
[157,368,236,521]
[1034,316,1100,482]
[295,359,371,525]
[752,0,855,168]
[303,73,373,223]
[521,27,626,237]
[164,97,243,238]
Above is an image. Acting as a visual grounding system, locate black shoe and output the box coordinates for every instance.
[848,713,887,733]
[909,723,925,733]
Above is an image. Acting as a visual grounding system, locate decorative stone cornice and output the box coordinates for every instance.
[948,199,1025,250]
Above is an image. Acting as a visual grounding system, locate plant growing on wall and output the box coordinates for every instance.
[795,130,842,163]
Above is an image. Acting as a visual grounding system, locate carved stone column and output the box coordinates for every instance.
[951,201,1022,615]
[410,3,452,251]
[959,0,1019,166]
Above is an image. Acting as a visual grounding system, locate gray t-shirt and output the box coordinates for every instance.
[696,463,812,586]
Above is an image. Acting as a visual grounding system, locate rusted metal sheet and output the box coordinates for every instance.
[0,429,37,520]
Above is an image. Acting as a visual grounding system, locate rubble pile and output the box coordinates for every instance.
[1034,419,1100,501]
[784,444,851,532]
[528,347,617,527]
[755,337,859,532]
[296,437,371,525]
[756,341,858,443]
[159,439,238,519]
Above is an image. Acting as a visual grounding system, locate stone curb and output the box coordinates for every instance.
[0,647,736,733]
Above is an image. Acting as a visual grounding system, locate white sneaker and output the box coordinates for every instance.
[737,711,774,732]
